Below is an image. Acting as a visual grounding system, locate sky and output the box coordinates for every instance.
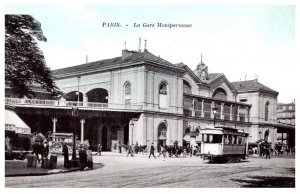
[4,3,297,103]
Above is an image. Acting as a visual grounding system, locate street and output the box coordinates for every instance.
[5,153,295,188]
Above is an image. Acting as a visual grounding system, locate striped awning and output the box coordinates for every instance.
[5,109,31,134]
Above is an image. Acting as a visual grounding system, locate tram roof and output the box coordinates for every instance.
[201,126,248,136]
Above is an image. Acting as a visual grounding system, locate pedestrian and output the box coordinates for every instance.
[157,145,163,157]
[162,145,167,158]
[127,144,134,157]
[118,141,122,154]
[186,145,190,157]
[79,144,87,171]
[62,140,69,168]
[265,147,271,159]
[149,143,156,159]
[98,144,102,156]
[43,139,49,159]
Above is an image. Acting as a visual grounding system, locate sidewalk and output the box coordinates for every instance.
[5,151,142,177]
[5,155,80,177]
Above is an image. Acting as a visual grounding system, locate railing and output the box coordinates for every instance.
[5,98,143,111]
[183,108,250,123]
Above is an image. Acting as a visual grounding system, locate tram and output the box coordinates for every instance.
[200,126,249,162]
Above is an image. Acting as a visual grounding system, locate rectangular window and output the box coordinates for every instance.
[228,135,232,144]
[240,98,248,102]
[125,99,131,108]
[237,136,242,144]
[203,134,207,142]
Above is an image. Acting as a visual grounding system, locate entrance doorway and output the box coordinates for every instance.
[102,126,108,151]
[158,122,167,146]
[124,124,129,145]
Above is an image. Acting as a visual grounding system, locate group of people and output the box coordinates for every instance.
[123,141,201,159]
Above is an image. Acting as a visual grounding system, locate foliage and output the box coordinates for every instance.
[5,15,60,97]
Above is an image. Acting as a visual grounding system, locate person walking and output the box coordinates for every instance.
[62,141,69,168]
[98,144,102,156]
[149,143,156,159]
[118,141,122,154]
[127,144,134,157]
[157,145,163,157]
[265,147,271,159]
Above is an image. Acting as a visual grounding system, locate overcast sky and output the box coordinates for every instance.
[5,3,296,103]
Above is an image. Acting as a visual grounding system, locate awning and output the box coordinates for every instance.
[5,109,31,134]
[183,134,202,142]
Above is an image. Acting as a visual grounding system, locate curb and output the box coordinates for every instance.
[5,167,81,177]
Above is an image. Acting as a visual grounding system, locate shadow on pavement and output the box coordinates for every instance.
[231,175,295,188]
[90,163,104,170]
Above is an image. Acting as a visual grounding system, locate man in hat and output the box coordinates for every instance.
[149,143,156,159]
[62,140,69,168]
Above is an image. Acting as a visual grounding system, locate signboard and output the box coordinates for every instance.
[15,127,31,134]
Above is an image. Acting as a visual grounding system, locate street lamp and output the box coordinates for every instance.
[72,104,79,161]
[212,106,218,126]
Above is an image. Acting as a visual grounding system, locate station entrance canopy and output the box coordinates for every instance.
[5,109,31,134]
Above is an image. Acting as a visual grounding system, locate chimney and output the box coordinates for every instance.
[144,39,147,52]
[122,50,134,60]
[138,37,141,52]
[86,55,88,64]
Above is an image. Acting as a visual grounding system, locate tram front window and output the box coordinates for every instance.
[202,134,222,143]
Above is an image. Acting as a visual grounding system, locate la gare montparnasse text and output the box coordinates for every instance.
[102,22,192,29]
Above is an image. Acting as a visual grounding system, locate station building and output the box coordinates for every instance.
[5,46,285,151]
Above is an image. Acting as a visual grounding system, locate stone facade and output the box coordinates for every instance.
[5,49,282,150]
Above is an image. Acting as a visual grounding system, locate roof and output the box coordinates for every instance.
[231,79,278,94]
[207,73,221,81]
[52,50,176,77]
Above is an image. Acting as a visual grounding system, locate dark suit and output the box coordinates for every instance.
[62,144,69,168]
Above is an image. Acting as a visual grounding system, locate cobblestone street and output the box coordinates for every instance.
[5,153,295,188]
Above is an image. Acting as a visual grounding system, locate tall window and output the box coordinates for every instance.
[125,82,131,95]
[265,102,270,121]
[124,82,131,107]
[159,82,168,109]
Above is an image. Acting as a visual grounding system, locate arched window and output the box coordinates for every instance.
[159,82,168,109]
[265,102,270,121]
[183,80,192,94]
[212,88,227,100]
[264,129,269,141]
[124,82,131,95]
[124,82,131,108]
[159,83,167,95]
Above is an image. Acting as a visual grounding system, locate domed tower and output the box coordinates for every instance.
[196,54,208,81]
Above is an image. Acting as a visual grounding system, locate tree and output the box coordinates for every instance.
[5,15,60,97]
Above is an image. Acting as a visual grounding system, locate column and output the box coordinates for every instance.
[83,93,88,106]
[52,118,57,133]
[230,105,233,121]
[221,103,224,120]
[237,106,240,121]
[129,120,134,145]
[191,98,195,117]
[80,119,85,143]
[211,102,215,119]
[201,100,204,118]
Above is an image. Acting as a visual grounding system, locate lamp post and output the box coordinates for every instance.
[71,105,78,161]
[212,106,218,126]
